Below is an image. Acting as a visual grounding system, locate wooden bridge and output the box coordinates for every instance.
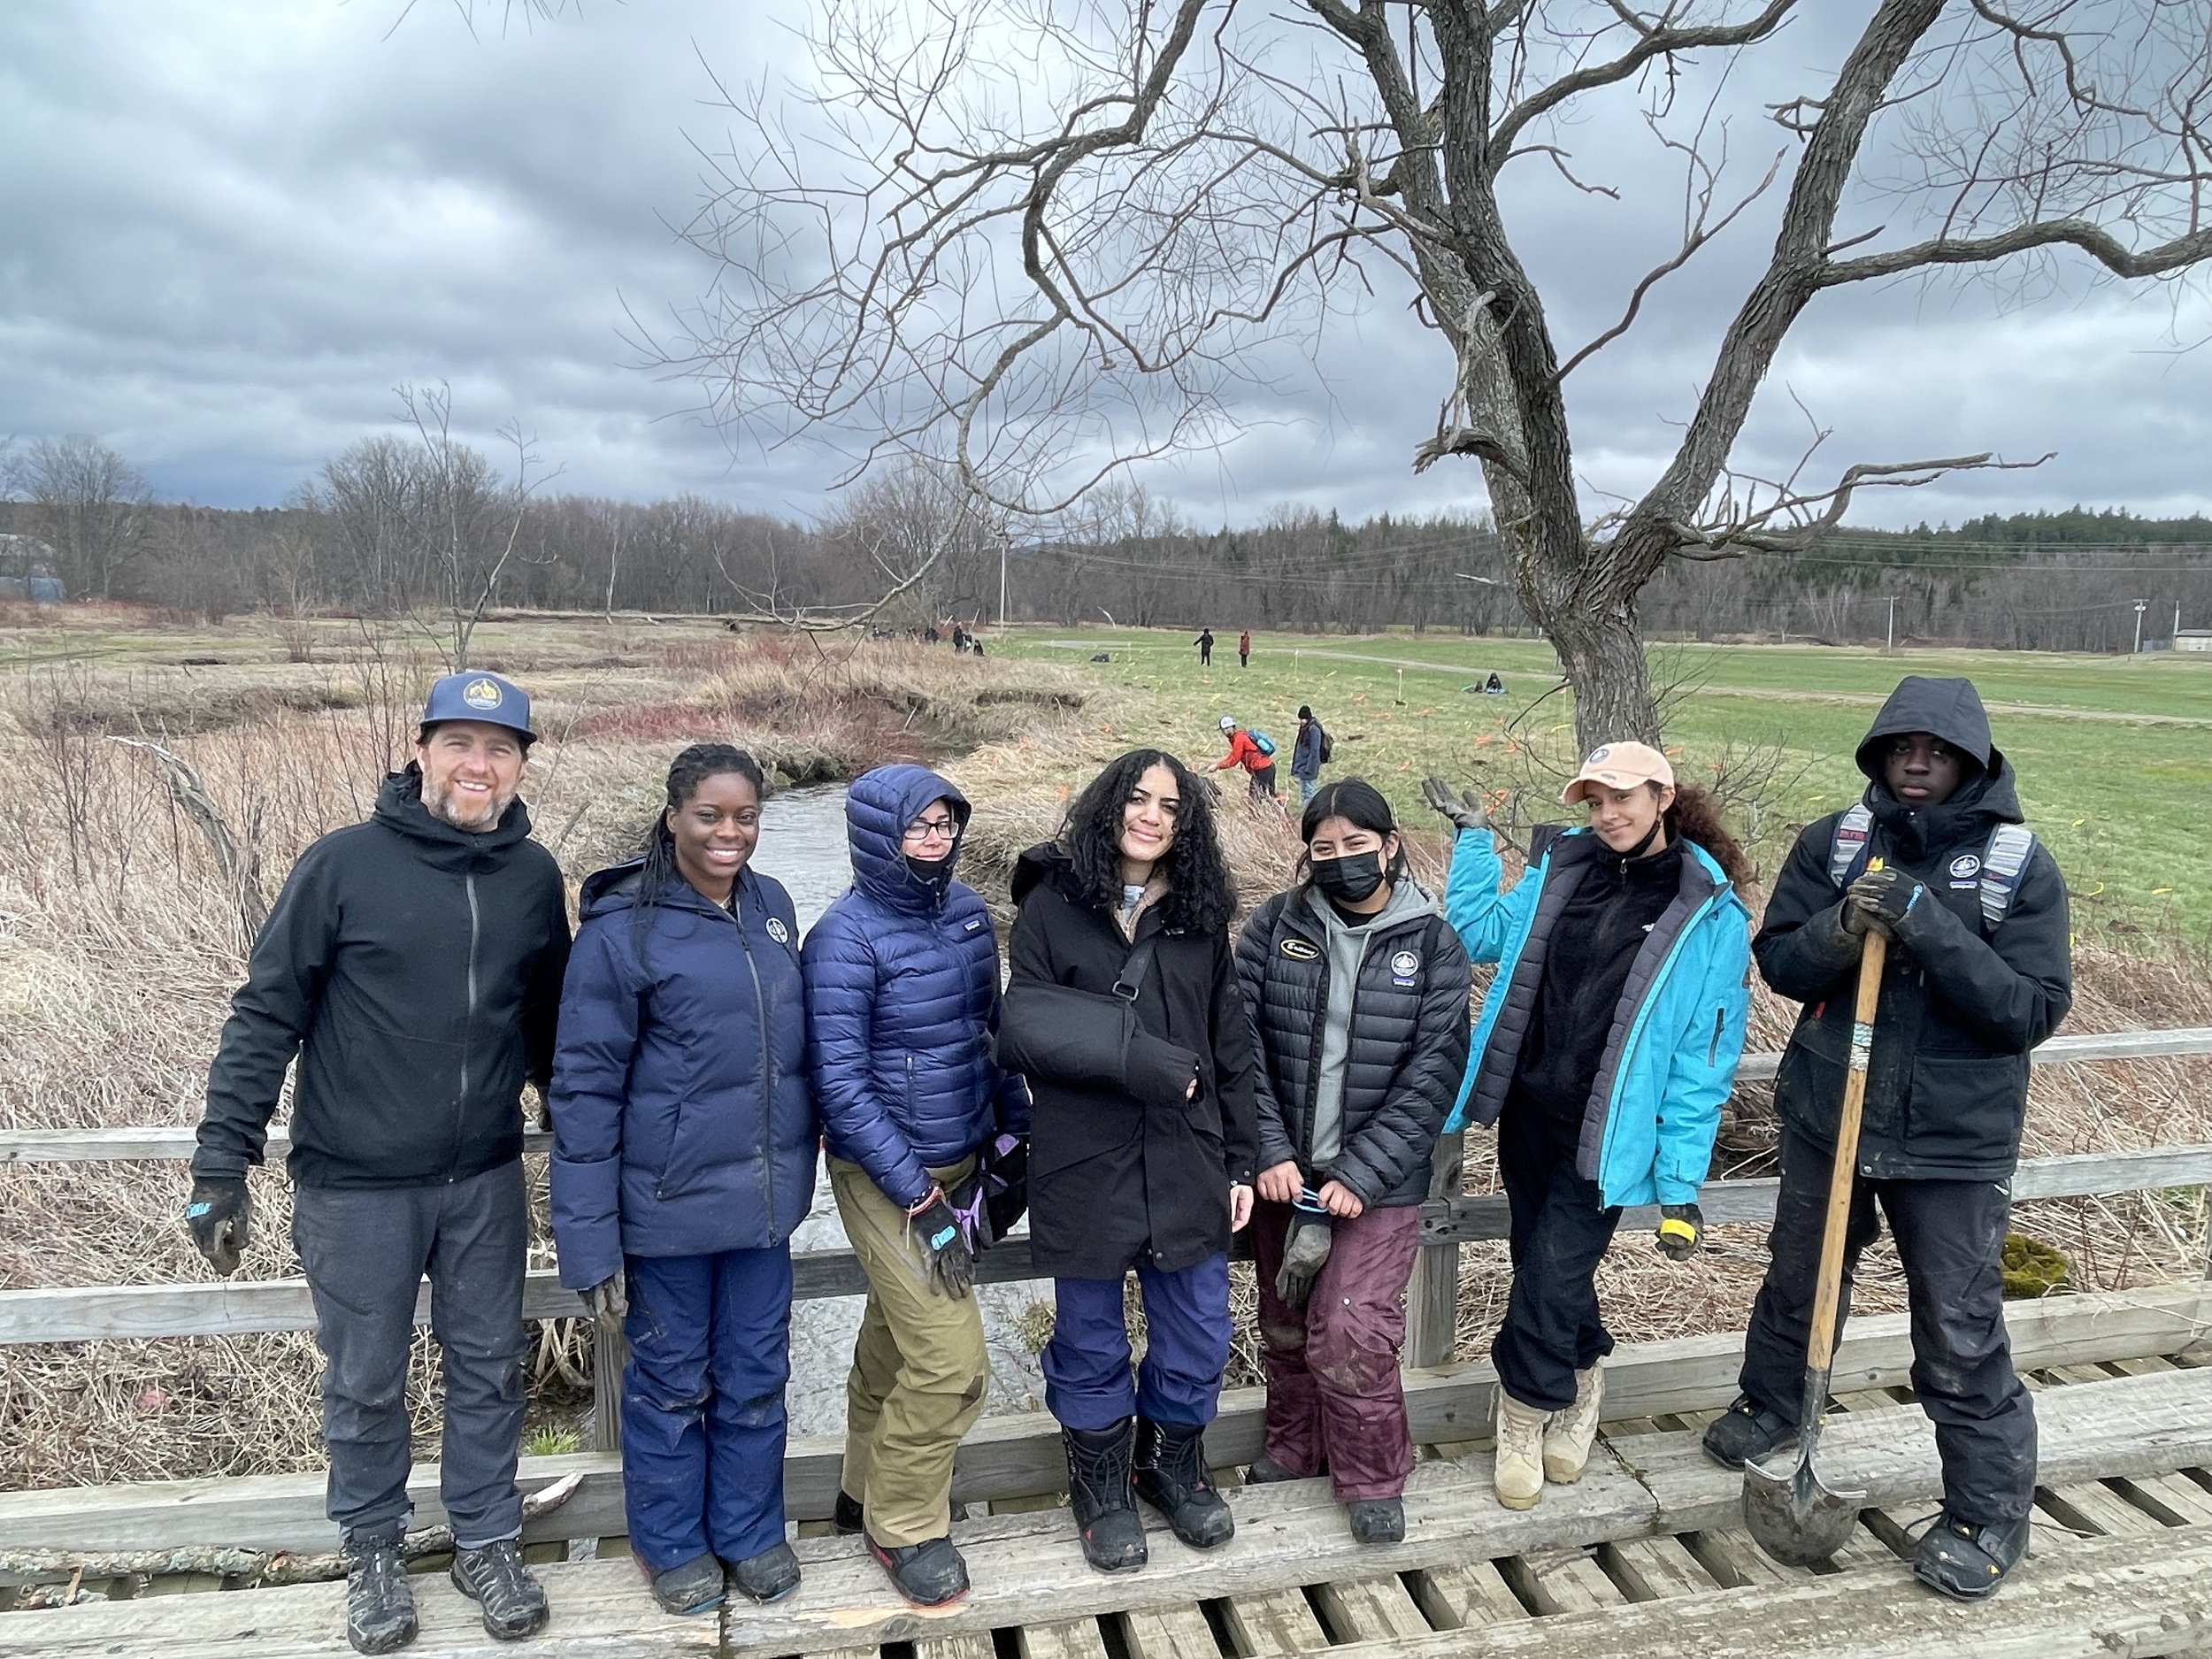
[3,1026,2209,1658]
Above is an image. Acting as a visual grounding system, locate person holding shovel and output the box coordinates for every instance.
[1705,676,2071,1601]
[1235,780,1471,1544]
[1424,744,1753,1512]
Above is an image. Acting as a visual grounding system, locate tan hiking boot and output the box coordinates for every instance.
[1543,1362,1603,1484]
[1493,1390,1547,1510]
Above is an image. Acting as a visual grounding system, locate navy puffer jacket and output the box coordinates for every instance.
[548,860,816,1292]
[803,764,1031,1208]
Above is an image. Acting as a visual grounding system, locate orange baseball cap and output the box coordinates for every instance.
[1561,741,1673,804]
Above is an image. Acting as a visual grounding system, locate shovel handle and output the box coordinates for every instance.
[1805,883,1888,1376]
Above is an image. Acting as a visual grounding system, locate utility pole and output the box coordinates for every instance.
[998,534,1009,630]
[1886,595,1898,653]
[2133,599,2147,655]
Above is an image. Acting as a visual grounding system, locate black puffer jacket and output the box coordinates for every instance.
[1755,677,2072,1179]
[1235,885,1471,1207]
[194,767,572,1189]
[1002,846,1262,1278]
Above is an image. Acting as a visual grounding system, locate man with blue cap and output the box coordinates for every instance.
[188,672,572,1654]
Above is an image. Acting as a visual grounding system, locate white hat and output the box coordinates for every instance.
[1561,741,1674,804]
[1218,716,1238,730]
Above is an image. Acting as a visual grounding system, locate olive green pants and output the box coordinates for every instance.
[829,1155,989,1548]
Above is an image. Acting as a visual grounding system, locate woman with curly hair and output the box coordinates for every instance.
[997,749,1262,1575]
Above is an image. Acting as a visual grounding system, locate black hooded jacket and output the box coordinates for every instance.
[1754,676,2072,1179]
[194,767,572,1189]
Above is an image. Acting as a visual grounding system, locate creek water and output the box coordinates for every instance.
[748,784,1049,1436]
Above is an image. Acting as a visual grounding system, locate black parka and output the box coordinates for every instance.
[1002,846,1262,1278]
[1755,677,2072,1179]
[1235,885,1471,1208]
[194,767,572,1189]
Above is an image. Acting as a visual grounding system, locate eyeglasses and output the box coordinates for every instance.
[902,818,959,845]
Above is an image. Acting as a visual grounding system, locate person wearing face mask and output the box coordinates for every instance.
[998,749,1262,1576]
[549,746,812,1617]
[802,764,1032,1609]
[1424,743,1753,1513]
[1234,780,1471,1544]
[1706,677,2070,1602]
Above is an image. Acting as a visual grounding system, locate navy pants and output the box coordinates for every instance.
[622,1245,795,1571]
[1491,1106,1624,1412]
[1043,1253,1231,1430]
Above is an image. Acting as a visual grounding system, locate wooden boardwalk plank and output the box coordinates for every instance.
[1123,1602,1221,1659]
[1018,1618,1111,1659]
[1310,1573,1430,1640]
[1219,1587,1329,1654]
[915,1632,1001,1659]
[1599,1535,1721,1600]
[1407,1561,1528,1629]
[1498,1548,1625,1615]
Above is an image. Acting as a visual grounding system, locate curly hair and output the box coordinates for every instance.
[1057,748,1237,935]
[1662,782,1754,889]
[631,743,768,960]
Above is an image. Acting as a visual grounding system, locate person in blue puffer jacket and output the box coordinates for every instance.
[1423,741,1752,1514]
[802,763,1031,1609]
[549,745,815,1619]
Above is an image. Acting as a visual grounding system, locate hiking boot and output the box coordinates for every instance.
[833,1490,864,1535]
[342,1536,418,1655]
[1133,1418,1234,1549]
[1913,1511,2031,1601]
[648,1552,726,1617]
[1701,1394,1799,1471]
[1542,1362,1604,1485]
[1493,1391,1546,1510]
[867,1536,969,1608]
[449,1538,550,1641]
[1347,1498,1404,1545]
[1064,1420,1148,1573]
[726,1540,801,1605]
[1243,1453,1300,1486]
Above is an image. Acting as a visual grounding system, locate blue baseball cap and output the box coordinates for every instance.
[419,672,537,744]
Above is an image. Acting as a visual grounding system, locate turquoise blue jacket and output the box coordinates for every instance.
[1443,825,1751,1208]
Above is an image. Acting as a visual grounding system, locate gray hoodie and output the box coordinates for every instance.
[1301,875,1440,1165]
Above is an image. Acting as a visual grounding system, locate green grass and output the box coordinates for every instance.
[998,626,2212,946]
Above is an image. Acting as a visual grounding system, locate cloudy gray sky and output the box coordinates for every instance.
[4,1,2208,531]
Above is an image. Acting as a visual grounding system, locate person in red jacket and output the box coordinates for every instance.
[1239,630,1252,668]
[1212,716,1279,807]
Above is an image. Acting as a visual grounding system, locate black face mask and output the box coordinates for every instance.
[1310,850,1386,904]
[906,851,955,884]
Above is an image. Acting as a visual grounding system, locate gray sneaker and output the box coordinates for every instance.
[449,1538,550,1641]
[343,1537,418,1655]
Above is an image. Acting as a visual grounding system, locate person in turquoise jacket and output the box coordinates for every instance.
[1422,741,1752,1512]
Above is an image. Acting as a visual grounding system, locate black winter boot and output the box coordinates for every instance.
[867,1536,970,1607]
[1064,1420,1148,1573]
[1913,1511,2031,1601]
[342,1535,418,1655]
[648,1552,726,1617]
[833,1490,864,1535]
[1347,1498,1404,1545]
[1133,1418,1234,1549]
[725,1540,802,1604]
[1701,1394,1799,1470]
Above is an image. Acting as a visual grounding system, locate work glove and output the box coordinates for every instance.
[907,1188,976,1299]
[184,1175,251,1277]
[1655,1202,1703,1261]
[1273,1190,1335,1309]
[584,1275,627,1328]
[1420,777,1489,832]
[1844,866,1922,939]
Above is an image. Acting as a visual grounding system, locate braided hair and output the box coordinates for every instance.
[630,743,768,963]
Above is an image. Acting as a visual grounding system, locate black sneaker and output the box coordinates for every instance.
[1133,1418,1234,1549]
[1701,1394,1799,1470]
[726,1540,801,1604]
[649,1552,726,1617]
[342,1536,418,1655]
[833,1490,864,1535]
[1913,1511,2031,1601]
[1347,1498,1404,1545]
[1064,1420,1148,1573]
[867,1535,969,1607]
[449,1538,550,1641]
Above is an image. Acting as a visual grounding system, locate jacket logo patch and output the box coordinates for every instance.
[461,677,504,710]
[1949,853,1982,879]
[765,917,790,943]
[1279,938,1321,960]
[964,918,984,932]
[1390,949,1421,978]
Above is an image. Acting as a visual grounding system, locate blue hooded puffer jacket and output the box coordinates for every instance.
[803,764,1031,1209]
[548,860,816,1292]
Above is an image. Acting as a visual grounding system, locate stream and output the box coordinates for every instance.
[749,784,1049,1436]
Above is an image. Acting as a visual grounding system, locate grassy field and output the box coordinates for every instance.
[993,626,2212,947]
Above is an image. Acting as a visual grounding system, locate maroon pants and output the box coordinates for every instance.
[1249,1200,1424,1502]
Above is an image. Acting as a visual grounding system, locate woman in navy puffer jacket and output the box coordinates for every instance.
[550,745,815,1618]
[803,763,1030,1608]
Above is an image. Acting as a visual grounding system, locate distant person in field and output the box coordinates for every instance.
[1706,676,2071,1603]
[188,672,571,1656]
[1212,715,1279,807]
[1194,627,1214,667]
[1238,629,1251,669]
[1290,705,1329,807]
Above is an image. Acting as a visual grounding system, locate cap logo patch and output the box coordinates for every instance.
[462,678,503,710]
[1279,937,1321,961]
[1949,853,1981,879]
[764,916,789,943]
[1584,744,1612,765]
[1390,949,1421,978]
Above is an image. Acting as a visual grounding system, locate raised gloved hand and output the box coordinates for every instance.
[1655,1202,1703,1261]
[584,1275,627,1327]
[1844,866,1922,938]
[185,1176,251,1277]
[1420,777,1489,833]
[1273,1190,1335,1309]
[907,1188,976,1299]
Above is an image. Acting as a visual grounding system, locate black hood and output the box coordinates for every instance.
[1011,842,1073,907]
[373,764,535,866]
[1853,676,2023,849]
[1854,676,2002,782]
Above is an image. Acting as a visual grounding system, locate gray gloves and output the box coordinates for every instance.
[584,1275,627,1327]
[1421,777,1489,832]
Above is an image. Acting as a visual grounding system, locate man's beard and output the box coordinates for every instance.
[423,778,517,832]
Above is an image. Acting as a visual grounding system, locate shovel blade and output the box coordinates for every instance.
[1741,1450,1866,1569]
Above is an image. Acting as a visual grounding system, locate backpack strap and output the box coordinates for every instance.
[1113,933,1164,1002]
[1827,802,1876,888]
[1979,824,2037,930]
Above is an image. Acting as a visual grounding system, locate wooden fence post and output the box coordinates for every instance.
[1403,1130,1464,1370]
[591,1324,626,1454]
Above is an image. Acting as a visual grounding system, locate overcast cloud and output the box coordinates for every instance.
[3,1,2208,531]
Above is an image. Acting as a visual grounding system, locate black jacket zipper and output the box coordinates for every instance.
[455,864,481,1182]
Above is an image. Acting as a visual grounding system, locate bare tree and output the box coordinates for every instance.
[813,456,1004,628]
[667,0,2212,745]
[3,434,150,600]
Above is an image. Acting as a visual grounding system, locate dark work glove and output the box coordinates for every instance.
[1420,777,1489,832]
[1655,1202,1703,1261]
[583,1275,627,1328]
[1844,866,1922,939]
[907,1189,976,1299]
[185,1176,251,1277]
[1273,1192,1335,1309]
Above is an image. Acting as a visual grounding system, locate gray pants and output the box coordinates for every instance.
[291,1160,528,1548]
